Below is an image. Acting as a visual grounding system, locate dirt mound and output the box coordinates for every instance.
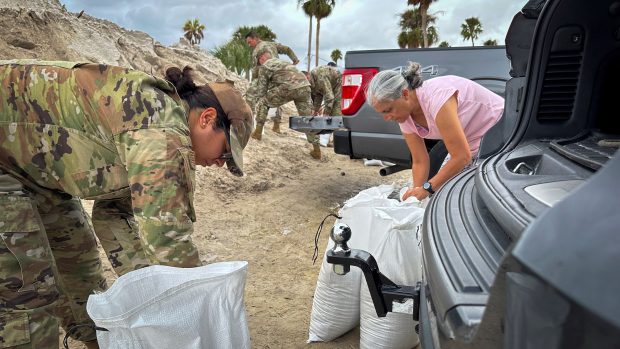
[0,0,244,86]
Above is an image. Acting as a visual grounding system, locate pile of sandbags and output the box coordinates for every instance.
[308,184,425,349]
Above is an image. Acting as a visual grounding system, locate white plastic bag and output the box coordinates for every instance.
[319,133,331,146]
[308,184,397,342]
[359,205,424,349]
[363,158,396,167]
[87,262,250,349]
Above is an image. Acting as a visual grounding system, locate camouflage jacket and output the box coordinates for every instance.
[0,60,196,251]
[310,65,342,114]
[256,58,310,97]
[251,41,299,78]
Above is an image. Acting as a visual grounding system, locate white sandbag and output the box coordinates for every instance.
[319,133,331,146]
[360,204,424,349]
[399,185,430,208]
[87,262,250,349]
[308,184,398,342]
[363,158,396,167]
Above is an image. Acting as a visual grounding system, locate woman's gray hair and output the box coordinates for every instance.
[366,61,424,104]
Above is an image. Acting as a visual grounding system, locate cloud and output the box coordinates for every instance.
[433,0,523,45]
[63,0,524,66]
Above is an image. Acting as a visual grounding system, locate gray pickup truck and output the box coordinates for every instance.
[291,46,511,175]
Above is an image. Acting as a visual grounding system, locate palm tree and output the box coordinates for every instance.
[298,0,315,71]
[483,39,498,46]
[438,41,450,47]
[330,49,342,65]
[214,25,278,80]
[426,26,439,46]
[460,17,483,46]
[407,0,437,48]
[398,30,422,49]
[399,8,420,31]
[212,40,252,78]
[397,8,438,48]
[298,0,336,68]
[313,0,336,67]
[183,19,206,45]
[398,8,422,48]
[232,25,277,42]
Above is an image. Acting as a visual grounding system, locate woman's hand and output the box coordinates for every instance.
[402,186,431,201]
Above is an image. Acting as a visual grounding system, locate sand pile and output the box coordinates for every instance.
[0,0,243,86]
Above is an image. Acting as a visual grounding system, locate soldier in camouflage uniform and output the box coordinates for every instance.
[251,53,323,159]
[245,31,299,134]
[307,63,342,116]
[0,60,253,348]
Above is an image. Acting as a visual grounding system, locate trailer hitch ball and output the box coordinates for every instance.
[330,223,352,275]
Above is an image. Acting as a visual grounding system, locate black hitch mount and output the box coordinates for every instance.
[326,222,421,320]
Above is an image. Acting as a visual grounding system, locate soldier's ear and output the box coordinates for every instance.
[199,108,218,128]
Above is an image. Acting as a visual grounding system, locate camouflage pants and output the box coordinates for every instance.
[245,79,284,123]
[256,85,319,145]
[325,87,343,116]
[92,197,150,276]
[0,170,106,348]
[315,88,343,117]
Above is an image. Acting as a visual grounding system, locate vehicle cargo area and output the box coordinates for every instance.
[420,0,620,347]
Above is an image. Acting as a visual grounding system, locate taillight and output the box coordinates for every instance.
[341,68,378,115]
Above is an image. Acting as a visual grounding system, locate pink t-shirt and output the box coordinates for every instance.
[399,75,504,155]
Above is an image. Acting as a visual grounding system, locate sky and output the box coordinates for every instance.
[62,0,524,69]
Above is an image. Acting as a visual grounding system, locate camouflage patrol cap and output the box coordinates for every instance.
[208,82,254,176]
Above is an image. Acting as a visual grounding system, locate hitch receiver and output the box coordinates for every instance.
[326,223,421,320]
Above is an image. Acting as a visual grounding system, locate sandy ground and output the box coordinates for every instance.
[62,119,411,349]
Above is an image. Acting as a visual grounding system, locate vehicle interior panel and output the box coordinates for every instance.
[477,140,594,238]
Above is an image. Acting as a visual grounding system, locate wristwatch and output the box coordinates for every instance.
[422,181,434,194]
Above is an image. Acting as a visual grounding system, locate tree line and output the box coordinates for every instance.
[181,0,500,77]
[398,0,498,48]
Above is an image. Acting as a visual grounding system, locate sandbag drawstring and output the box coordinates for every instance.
[312,213,342,265]
[63,324,108,349]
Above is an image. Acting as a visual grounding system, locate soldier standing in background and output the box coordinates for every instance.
[251,52,322,159]
[245,31,300,134]
[304,62,342,148]
[306,62,342,117]
[0,60,252,349]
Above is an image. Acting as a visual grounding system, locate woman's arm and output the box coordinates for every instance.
[402,132,430,201]
[425,95,472,195]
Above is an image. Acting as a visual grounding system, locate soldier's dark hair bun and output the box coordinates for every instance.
[165,66,198,98]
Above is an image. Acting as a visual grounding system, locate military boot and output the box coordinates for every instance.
[310,144,321,159]
[251,124,264,141]
[272,121,281,134]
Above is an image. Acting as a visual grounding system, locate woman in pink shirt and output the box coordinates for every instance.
[367,62,504,201]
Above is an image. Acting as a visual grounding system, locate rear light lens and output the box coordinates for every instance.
[341,68,378,115]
